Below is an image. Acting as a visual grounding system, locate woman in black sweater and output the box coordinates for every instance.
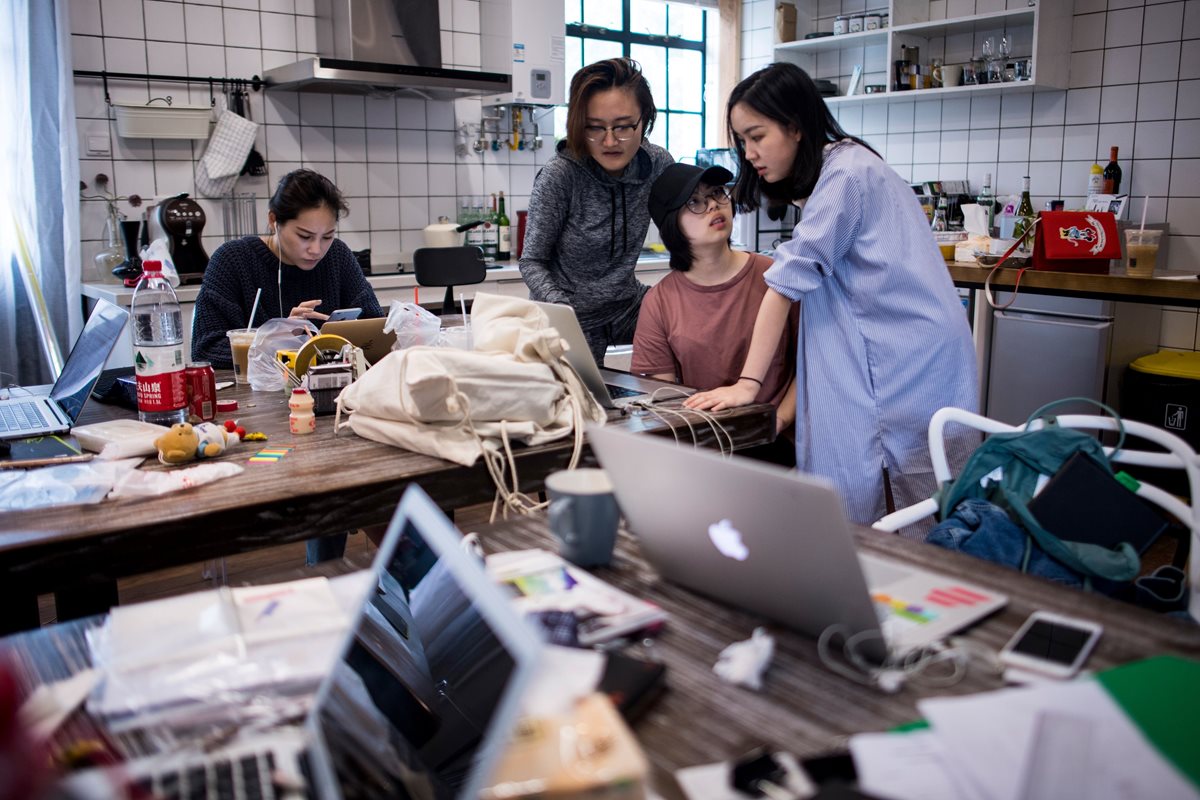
[191,169,382,368]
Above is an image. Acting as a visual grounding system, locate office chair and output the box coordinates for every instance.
[413,246,487,314]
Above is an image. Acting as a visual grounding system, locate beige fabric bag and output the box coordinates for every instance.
[334,294,606,514]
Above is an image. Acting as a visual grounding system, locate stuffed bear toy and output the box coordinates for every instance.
[194,421,239,459]
[154,423,199,465]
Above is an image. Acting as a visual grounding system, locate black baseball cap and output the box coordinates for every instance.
[648,163,735,229]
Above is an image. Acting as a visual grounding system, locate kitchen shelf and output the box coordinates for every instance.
[826,77,1038,105]
[889,7,1034,39]
[774,1,1070,104]
[775,28,887,56]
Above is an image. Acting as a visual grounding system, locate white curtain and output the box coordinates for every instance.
[0,0,80,386]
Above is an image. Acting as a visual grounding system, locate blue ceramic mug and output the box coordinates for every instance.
[545,469,620,567]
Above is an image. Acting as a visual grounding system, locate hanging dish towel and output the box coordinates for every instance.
[195,109,258,197]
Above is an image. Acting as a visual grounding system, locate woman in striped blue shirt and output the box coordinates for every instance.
[686,63,977,534]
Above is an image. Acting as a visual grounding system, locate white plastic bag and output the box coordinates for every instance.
[384,300,442,350]
[248,318,318,392]
[139,237,182,288]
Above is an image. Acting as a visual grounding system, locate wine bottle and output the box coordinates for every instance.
[1103,146,1122,194]
[1087,163,1104,197]
[497,191,511,260]
[977,173,996,236]
[1012,176,1036,253]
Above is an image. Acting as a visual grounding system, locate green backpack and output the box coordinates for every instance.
[935,401,1141,583]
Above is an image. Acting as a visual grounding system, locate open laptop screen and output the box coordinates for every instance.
[313,501,532,799]
[50,299,129,422]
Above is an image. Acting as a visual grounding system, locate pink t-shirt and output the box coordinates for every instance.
[632,252,799,412]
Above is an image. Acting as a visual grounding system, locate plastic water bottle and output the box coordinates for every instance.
[131,260,187,426]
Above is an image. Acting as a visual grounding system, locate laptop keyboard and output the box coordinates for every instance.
[0,401,48,433]
[605,384,644,400]
[131,752,277,800]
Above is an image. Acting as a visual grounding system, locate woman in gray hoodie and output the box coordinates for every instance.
[519,57,674,365]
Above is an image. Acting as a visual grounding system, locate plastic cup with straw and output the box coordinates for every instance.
[227,288,262,385]
[1125,196,1160,277]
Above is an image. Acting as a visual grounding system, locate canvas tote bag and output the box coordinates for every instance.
[334,293,606,513]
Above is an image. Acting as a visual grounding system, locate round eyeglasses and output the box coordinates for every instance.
[684,187,731,214]
[582,121,641,143]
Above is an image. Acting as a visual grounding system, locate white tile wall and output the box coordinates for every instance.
[750,0,1200,352]
[71,0,555,279]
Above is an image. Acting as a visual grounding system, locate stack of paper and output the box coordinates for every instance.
[850,657,1200,800]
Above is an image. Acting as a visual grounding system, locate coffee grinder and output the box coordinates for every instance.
[158,194,210,285]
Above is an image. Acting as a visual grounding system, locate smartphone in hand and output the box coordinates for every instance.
[326,307,362,322]
[1000,610,1102,679]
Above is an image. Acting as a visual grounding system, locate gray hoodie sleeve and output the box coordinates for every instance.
[518,159,573,305]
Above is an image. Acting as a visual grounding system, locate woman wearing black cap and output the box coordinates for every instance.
[633,163,798,464]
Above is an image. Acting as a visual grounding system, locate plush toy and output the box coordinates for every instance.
[154,423,199,465]
[194,421,240,459]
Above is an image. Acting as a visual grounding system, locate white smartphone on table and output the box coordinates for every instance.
[326,307,362,322]
[999,610,1103,679]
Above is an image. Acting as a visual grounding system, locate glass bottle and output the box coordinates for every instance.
[977,173,996,236]
[496,191,511,261]
[481,193,499,262]
[1012,176,1036,253]
[1088,163,1104,197]
[465,197,485,253]
[131,260,187,426]
[1103,147,1122,194]
[930,195,949,232]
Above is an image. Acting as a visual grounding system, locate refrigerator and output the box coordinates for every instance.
[982,292,1161,425]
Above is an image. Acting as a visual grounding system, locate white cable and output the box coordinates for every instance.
[817,624,999,692]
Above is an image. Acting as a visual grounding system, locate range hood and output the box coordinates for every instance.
[263,0,510,99]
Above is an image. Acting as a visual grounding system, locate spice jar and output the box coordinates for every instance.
[864,13,881,30]
[288,388,315,435]
[833,15,848,35]
[848,15,864,33]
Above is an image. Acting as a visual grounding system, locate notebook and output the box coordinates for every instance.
[0,299,129,440]
[105,485,542,800]
[320,317,396,365]
[587,425,1008,663]
[531,301,690,409]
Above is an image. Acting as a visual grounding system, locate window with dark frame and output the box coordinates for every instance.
[561,0,708,160]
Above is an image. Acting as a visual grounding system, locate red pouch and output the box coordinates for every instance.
[1032,211,1121,273]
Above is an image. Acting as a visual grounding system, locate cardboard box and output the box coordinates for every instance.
[775,3,797,43]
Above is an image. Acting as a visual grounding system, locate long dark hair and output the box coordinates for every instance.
[565,58,657,161]
[726,63,877,211]
[268,169,349,225]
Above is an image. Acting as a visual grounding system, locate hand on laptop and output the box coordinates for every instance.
[288,299,328,322]
[683,379,759,412]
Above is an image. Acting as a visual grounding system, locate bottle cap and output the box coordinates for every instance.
[141,259,163,274]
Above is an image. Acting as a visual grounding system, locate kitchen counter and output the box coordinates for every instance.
[81,254,674,306]
[82,254,675,369]
[948,263,1200,308]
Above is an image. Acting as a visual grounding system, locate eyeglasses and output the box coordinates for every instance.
[582,121,641,143]
[684,186,731,214]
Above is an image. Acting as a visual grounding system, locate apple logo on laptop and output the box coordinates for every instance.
[708,519,749,561]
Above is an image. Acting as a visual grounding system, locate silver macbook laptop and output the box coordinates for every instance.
[0,299,129,440]
[588,425,1007,663]
[531,300,690,409]
[110,485,541,799]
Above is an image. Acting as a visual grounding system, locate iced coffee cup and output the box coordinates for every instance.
[226,328,257,385]
[1124,229,1162,277]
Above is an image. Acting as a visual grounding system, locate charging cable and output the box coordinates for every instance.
[816,624,1001,694]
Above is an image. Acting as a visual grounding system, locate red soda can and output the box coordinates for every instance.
[185,362,217,421]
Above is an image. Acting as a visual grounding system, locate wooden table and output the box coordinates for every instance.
[948,263,1200,307]
[0,375,775,632]
[5,515,1198,798]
